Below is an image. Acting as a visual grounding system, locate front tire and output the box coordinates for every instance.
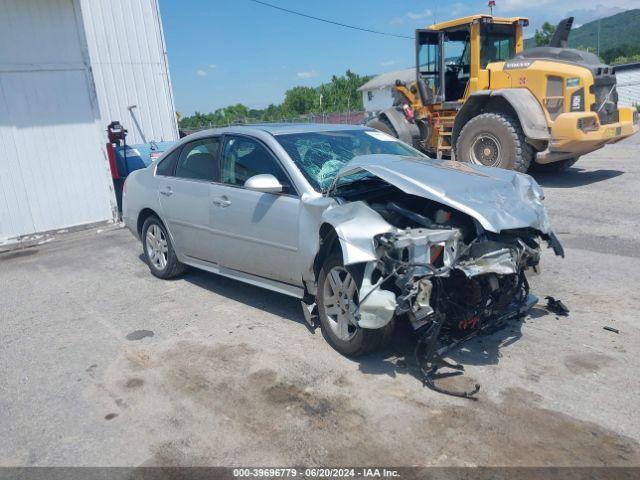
[456,112,533,172]
[317,254,389,357]
[141,216,187,279]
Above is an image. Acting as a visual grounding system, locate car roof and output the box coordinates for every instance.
[186,123,371,138]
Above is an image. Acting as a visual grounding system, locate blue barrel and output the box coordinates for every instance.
[113,141,176,177]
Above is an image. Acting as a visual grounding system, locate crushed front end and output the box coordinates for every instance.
[320,155,566,398]
[363,222,550,398]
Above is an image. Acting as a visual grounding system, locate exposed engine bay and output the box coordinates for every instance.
[313,155,565,398]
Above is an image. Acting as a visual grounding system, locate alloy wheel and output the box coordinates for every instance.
[145,224,168,271]
[323,266,359,341]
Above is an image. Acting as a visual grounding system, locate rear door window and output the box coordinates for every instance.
[155,148,181,176]
[174,138,220,181]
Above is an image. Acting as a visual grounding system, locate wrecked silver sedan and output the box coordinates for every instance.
[123,124,563,396]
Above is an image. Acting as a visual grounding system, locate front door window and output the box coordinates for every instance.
[220,136,292,193]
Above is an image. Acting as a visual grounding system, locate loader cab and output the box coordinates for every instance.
[416,16,526,107]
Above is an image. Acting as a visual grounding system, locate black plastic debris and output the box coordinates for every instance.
[603,326,620,334]
[545,296,570,316]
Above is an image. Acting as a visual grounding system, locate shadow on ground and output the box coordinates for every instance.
[531,167,623,188]
[138,254,552,392]
[137,254,307,327]
[356,308,548,378]
[185,268,307,326]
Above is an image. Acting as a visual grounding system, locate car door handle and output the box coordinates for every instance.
[212,196,231,207]
[160,186,173,197]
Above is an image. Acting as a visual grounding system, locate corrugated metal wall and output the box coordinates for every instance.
[0,0,117,243]
[79,0,179,145]
[616,69,640,107]
[1,0,178,243]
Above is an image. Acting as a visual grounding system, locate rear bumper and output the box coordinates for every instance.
[537,108,639,164]
[122,214,139,240]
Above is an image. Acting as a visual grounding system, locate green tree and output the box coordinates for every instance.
[601,44,640,64]
[611,54,640,65]
[316,70,370,113]
[534,22,556,46]
[178,69,373,129]
[283,86,318,115]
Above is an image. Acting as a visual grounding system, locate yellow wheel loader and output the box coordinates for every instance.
[368,16,639,172]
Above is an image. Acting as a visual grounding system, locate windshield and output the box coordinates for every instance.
[480,24,516,68]
[275,129,423,191]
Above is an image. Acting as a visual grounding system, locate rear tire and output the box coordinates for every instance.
[317,254,390,357]
[367,118,398,138]
[530,157,579,173]
[456,112,533,172]
[142,216,187,279]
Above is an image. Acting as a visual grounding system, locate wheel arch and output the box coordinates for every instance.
[313,223,342,281]
[453,89,550,150]
[137,208,163,237]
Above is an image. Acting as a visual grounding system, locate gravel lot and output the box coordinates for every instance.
[2,138,640,467]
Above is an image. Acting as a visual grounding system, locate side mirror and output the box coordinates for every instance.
[244,174,283,193]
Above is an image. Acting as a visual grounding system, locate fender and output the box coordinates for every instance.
[320,201,394,266]
[453,89,550,147]
[378,107,421,146]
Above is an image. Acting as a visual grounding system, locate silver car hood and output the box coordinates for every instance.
[329,154,551,234]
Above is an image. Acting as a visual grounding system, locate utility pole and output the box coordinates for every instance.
[597,18,601,56]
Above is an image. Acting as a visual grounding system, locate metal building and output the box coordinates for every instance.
[357,68,415,116]
[0,0,178,246]
[614,63,640,108]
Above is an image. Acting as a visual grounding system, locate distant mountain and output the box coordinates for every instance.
[523,9,640,52]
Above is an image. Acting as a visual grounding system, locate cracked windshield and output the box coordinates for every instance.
[275,129,421,190]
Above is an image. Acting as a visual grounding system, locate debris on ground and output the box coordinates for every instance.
[545,296,570,316]
[603,326,620,334]
[415,294,536,400]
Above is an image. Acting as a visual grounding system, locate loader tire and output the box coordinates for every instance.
[367,118,398,138]
[530,157,579,173]
[456,113,533,172]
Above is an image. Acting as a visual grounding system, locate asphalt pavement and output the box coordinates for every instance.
[1,139,639,466]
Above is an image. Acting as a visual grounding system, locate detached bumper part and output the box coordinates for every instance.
[417,293,538,399]
[546,231,565,257]
[357,263,396,329]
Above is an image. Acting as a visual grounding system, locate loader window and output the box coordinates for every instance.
[443,29,470,101]
[480,23,516,68]
[417,30,441,103]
